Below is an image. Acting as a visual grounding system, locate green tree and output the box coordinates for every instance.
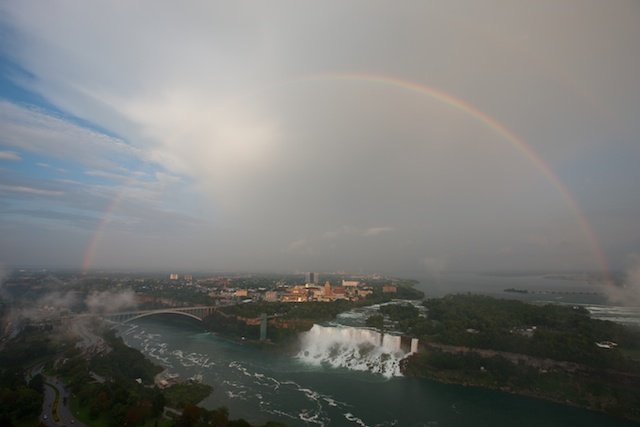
[152,388,166,416]
[366,314,384,331]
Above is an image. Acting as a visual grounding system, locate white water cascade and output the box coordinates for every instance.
[296,324,409,378]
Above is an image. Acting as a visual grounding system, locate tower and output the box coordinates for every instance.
[305,272,319,284]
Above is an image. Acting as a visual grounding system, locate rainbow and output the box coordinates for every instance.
[81,72,612,283]
[305,72,611,282]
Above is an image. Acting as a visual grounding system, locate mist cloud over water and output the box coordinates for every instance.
[5,287,137,323]
[605,254,640,307]
[37,291,79,312]
[85,289,137,314]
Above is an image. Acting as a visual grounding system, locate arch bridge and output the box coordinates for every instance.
[103,306,217,324]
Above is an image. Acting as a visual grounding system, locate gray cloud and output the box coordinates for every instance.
[0,101,139,170]
[0,2,639,274]
[0,151,21,161]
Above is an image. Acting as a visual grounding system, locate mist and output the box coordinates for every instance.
[604,254,640,307]
[85,290,137,314]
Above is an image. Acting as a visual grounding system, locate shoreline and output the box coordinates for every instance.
[400,348,640,424]
[116,297,640,425]
[403,370,638,425]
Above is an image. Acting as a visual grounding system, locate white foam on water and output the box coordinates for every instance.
[336,311,368,320]
[344,412,369,426]
[582,304,640,326]
[299,408,325,426]
[122,324,139,335]
[224,364,351,426]
[296,324,408,377]
[226,390,248,399]
[323,397,339,407]
[119,323,379,427]
[376,420,399,427]
[269,409,299,421]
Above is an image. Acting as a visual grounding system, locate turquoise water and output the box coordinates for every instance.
[118,317,637,427]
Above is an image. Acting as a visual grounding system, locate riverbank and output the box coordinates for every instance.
[119,316,637,427]
[386,295,640,423]
[401,344,640,422]
[203,292,640,422]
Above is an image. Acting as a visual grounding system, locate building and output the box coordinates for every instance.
[169,273,179,280]
[234,289,248,298]
[331,286,348,300]
[382,285,397,293]
[307,286,323,300]
[342,280,360,288]
[356,287,373,298]
[283,285,310,302]
[282,294,306,303]
[323,281,333,297]
[183,274,193,282]
[264,291,279,302]
[305,272,320,284]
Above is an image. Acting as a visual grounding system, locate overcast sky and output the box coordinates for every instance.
[0,1,639,276]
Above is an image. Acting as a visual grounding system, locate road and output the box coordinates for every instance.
[41,376,87,427]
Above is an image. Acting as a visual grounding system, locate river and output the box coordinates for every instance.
[117,300,638,426]
[417,272,640,326]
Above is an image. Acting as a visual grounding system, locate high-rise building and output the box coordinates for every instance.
[169,273,179,280]
[305,272,319,284]
[323,281,333,297]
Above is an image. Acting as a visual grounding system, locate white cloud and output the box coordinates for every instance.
[0,2,638,272]
[323,226,394,239]
[0,184,63,196]
[124,95,280,207]
[36,162,67,173]
[0,101,139,170]
[0,150,21,161]
[363,226,394,237]
[84,169,131,182]
[322,226,357,240]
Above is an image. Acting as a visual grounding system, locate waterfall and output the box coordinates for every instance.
[296,324,408,378]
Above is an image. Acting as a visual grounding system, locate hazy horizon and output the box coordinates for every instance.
[0,264,625,280]
[1,2,639,280]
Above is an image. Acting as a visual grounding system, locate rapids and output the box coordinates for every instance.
[296,325,407,378]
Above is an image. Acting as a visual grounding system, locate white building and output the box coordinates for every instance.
[342,280,360,287]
